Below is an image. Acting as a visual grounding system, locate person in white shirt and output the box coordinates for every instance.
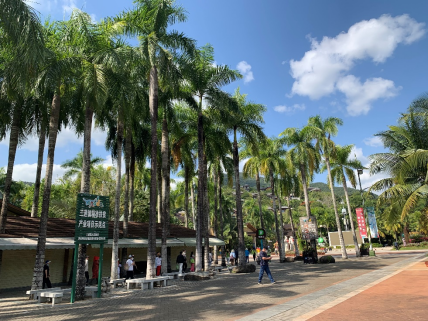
[85,255,89,285]
[125,255,135,279]
[155,252,162,276]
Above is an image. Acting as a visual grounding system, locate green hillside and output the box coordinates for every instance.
[310,182,360,197]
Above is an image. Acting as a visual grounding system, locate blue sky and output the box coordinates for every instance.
[1,0,428,189]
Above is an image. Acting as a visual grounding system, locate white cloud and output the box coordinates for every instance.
[236,61,254,83]
[363,136,383,147]
[6,163,67,183]
[289,14,425,115]
[62,0,77,14]
[348,146,388,191]
[273,104,306,113]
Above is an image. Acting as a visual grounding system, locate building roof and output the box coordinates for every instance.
[0,200,31,217]
[0,216,197,239]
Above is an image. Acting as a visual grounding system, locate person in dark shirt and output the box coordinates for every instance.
[176,251,185,274]
[258,246,275,285]
[43,260,52,289]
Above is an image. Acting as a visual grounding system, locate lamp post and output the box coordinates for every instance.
[357,169,373,252]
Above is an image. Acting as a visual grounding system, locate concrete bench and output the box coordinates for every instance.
[39,291,63,307]
[84,286,99,298]
[210,266,223,272]
[126,276,173,290]
[26,287,62,300]
[109,278,126,288]
[151,276,173,287]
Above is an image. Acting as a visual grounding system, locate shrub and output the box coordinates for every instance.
[370,243,383,248]
[319,255,335,264]
[346,245,355,248]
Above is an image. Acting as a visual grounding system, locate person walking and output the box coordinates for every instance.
[92,256,99,285]
[155,252,162,276]
[190,252,195,272]
[229,250,236,266]
[182,250,187,272]
[245,248,250,263]
[235,249,239,266]
[252,249,256,261]
[208,250,213,266]
[43,260,52,289]
[125,255,136,279]
[85,255,89,285]
[176,251,185,275]
[117,260,121,279]
[258,246,275,285]
[225,250,230,264]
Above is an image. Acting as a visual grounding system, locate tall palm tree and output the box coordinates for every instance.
[226,88,266,266]
[280,126,320,250]
[326,144,363,256]
[309,115,348,259]
[118,0,195,278]
[182,44,241,271]
[259,138,287,262]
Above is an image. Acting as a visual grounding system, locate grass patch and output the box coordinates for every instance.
[397,245,428,250]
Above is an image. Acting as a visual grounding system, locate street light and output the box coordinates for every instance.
[356,169,374,252]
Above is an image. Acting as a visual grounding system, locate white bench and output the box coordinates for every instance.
[39,291,63,307]
[109,278,126,288]
[126,276,173,290]
[27,287,62,300]
[210,266,223,272]
[151,276,173,287]
[84,286,99,298]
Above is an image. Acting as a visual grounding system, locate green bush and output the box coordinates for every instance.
[346,245,355,248]
[370,243,383,248]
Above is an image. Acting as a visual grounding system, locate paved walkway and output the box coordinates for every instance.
[0,253,425,321]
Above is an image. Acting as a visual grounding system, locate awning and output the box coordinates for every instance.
[0,237,75,250]
[177,237,225,246]
[91,238,185,248]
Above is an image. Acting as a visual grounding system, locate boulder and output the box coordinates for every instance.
[184,271,212,281]
[285,257,295,262]
[294,256,304,261]
[319,255,335,264]
[231,264,256,273]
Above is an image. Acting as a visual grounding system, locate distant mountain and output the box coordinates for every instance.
[310,182,360,197]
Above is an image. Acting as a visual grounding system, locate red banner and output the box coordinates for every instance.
[356,208,367,239]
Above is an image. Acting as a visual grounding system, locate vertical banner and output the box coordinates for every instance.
[299,216,318,240]
[355,208,367,239]
[366,206,379,238]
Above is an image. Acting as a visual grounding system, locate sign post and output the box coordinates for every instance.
[257,229,266,249]
[71,193,109,303]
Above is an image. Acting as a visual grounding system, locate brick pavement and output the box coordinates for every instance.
[0,254,419,321]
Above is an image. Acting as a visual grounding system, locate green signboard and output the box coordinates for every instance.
[74,193,109,244]
[257,229,266,239]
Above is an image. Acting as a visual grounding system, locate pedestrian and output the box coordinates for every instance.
[85,255,89,285]
[176,251,185,274]
[235,249,239,265]
[394,241,399,250]
[225,250,230,264]
[92,256,99,285]
[258,246,275,285]
[245,248,250,263]
[230,249,235,265]
[190,252,195,272]
[208,250,213,266]
[117,260,121,279]
[155,252,162,276]
[252,249,256,261]
[125,254,136,279]
[182,250,187,272]
[43,260,52,289]
[402,237,407,247]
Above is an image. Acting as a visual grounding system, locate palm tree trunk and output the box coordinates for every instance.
[342,174,360,256]
[184,165,189,228]
[270,169,283,262]
[404,223,410,244]
[195,108,204,272]
[203,146,210,270]
[233,129,246,266]
[300,163,312,217]
[129,142,135,222]
[255,170,264,230]
[147,65,158,279]
[76,102,93,300]
[213,169,218,264]
[0,102,21,233]
[157,157,162,224]
[278,194,286,262]
[31,93,60,290]
[31,125,46,218]
[111,115,124,280]
[287,197,300,256]
[123,131,131,237]
[161,116,170,275]
[219,172,226,267]
[325,157,348,259]
[191,181,196,229]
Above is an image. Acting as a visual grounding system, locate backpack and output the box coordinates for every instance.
[256,253,262,265]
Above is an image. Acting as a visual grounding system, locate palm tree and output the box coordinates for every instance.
[259,138,287,262]
[309,115,348,259]
[118,0,195,278]
[226,88,266,266]
[61,151,104,181]
[326,144,363,256]
[280,126,320,250]
[182,45,241,272]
